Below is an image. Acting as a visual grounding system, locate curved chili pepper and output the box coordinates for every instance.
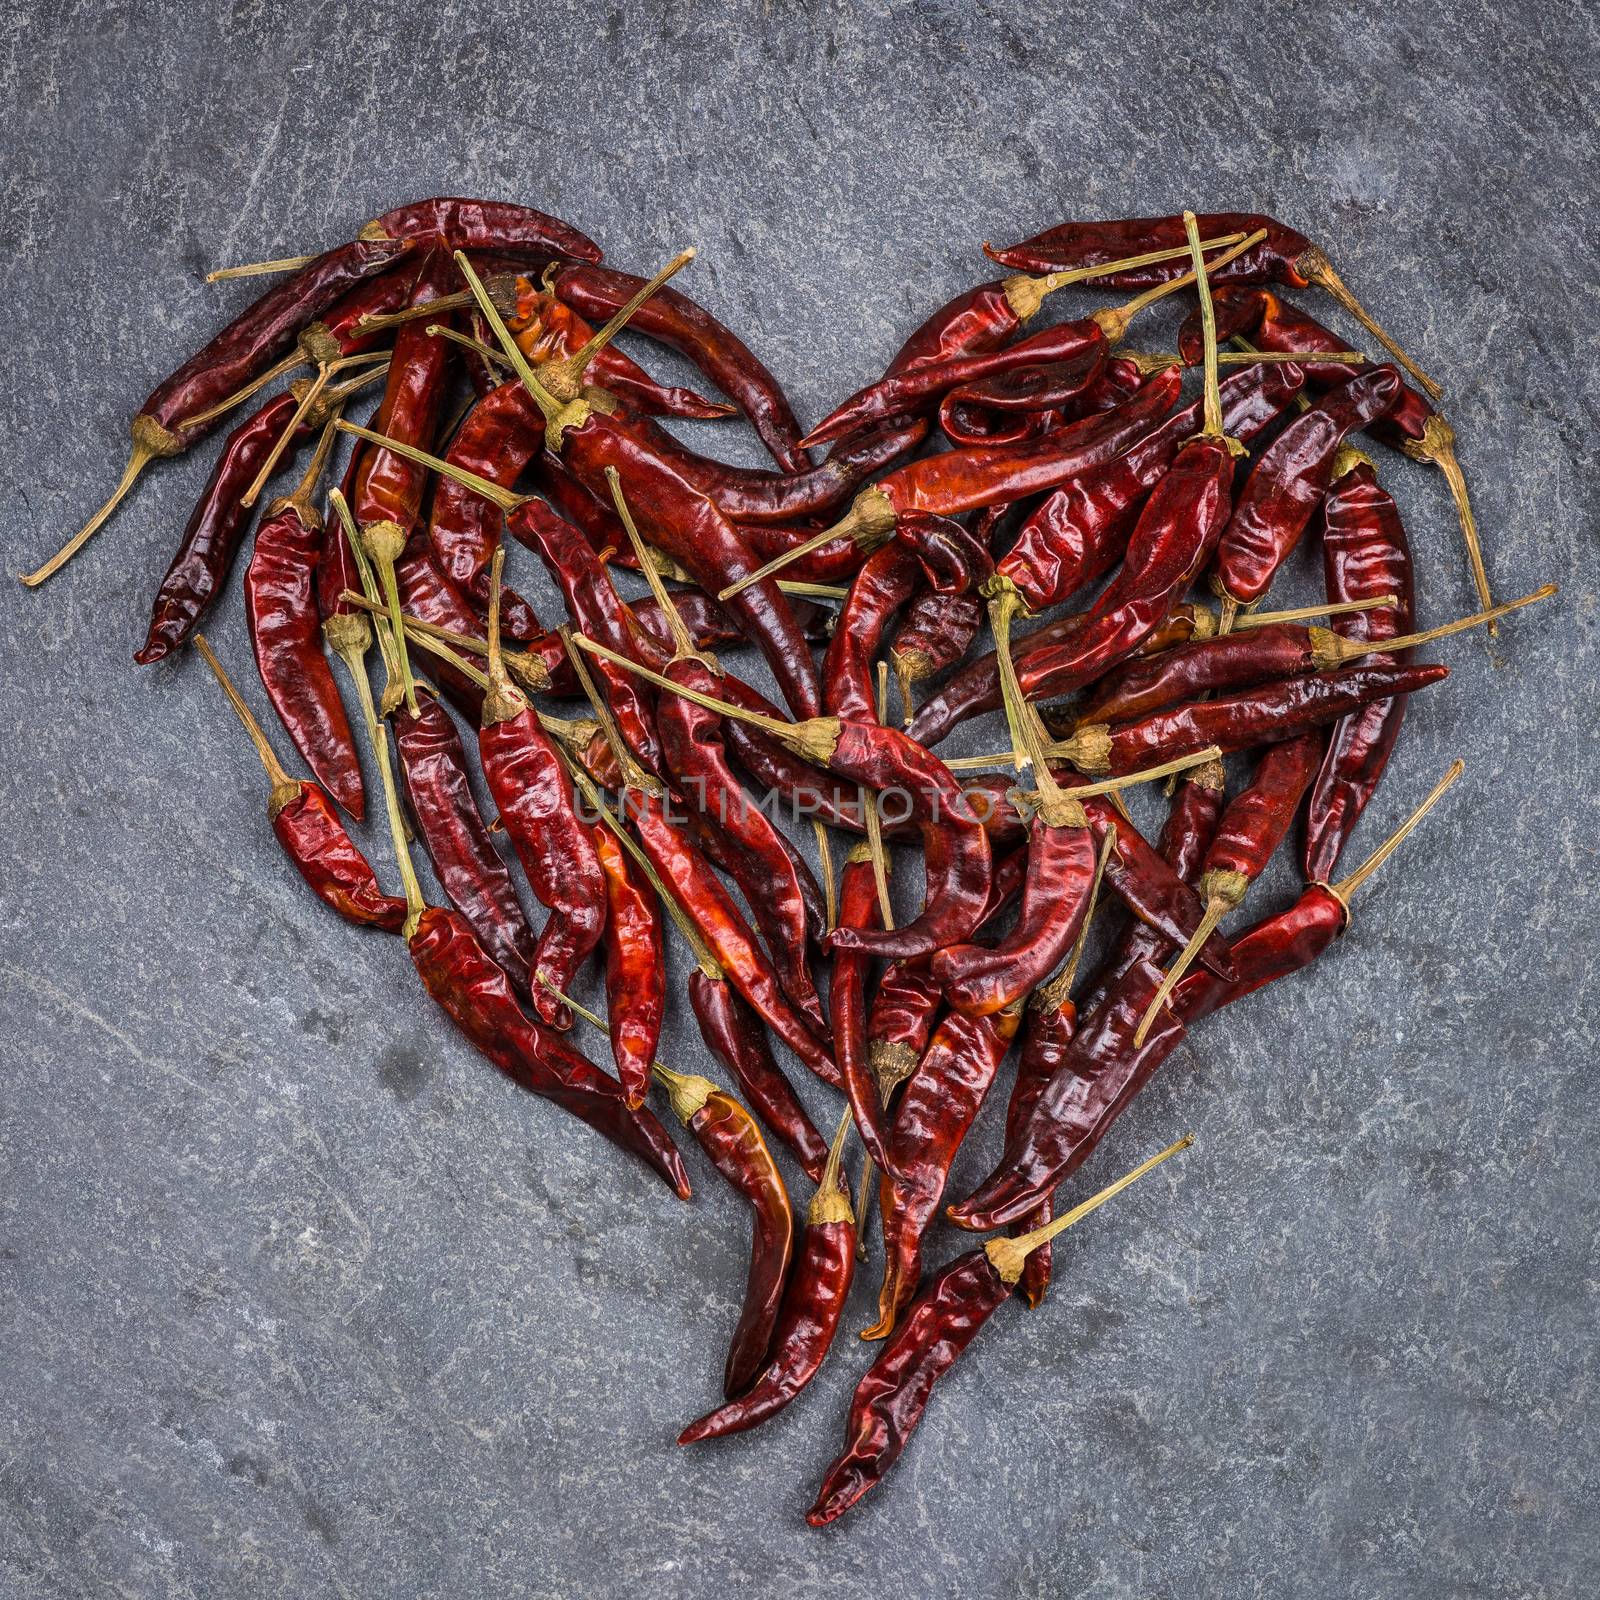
[996,362,1305,615]
[678,1118,855,1437]
[135,390,302,665]
[1049,662,1449,775]
[653,1066,794,1398]
[477,618,606,1031]
[894,511,995,597]
[395,689,536,994]
[244,439,364,819]
[823,543,923,722]
[549,262,808,470]
[886,275,1052,376]
[409,907,691,1199]
[1212,366,1402,611]
[866,963,943,1093]
[592,824,664,1109]
[363,196,601,264]
[1303,458,1415,884]
[908,424,1235,746]
[802,318,1110,449]
[865,1003,1022,1339]
[688,969,828,1183]
[497,273,733,420]
[834,844,899,1181]
[890,589,983,716]
[295,258,423,368]
[194,635,405,930]
[657,654,827,1030]
[721,719,870,834]
[1007,996,1076,1310]
[937,344,1115,438]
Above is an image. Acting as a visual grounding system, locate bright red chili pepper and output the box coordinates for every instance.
[823,543,923,722]
[652,1064,794,1399]
[678,1116,855,1437]
[865,1003,1023,1339]
[590,824,664,1109]
[394,688,537,995]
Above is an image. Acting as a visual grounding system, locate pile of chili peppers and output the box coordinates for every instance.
[30,198,1554,1525]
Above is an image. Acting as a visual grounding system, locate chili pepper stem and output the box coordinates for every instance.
[1236,594,1399,629]
[1133,891,1232,1047]
[334,418,524,514]
[193,633,300,813]
[183,348,311,429]
[1296,246,1443,401]
[339,590,551,693]
[810,1105,856,1225]
[426,322,510,372]
[241,352,384,509]
[558,624,657,794]
[1182,210,1245,458]
[19,424,167,587]
[330,490,403,704]
[1116,348,1363,374]
[1034,822,1118,1013]
[1088,228,1268,346]
[542,249,696,399]
[453,251,577,439]
[355,287,484,337]
[983,1134,1195,1283]
[572,634,843,765]
[939,738,1220,788]
[204,251,318,284]
[1314,584,1555,668]
[1325,760,1464,910]
[605,465,706,664]
[854,1158,875,1262]
[716,488,897,602]
[361,520,420,717]
[1217,594,1240,637]
[859,663,896,927]
[815,822,838,932]
[1002,233,1248,319]
[286,413,342,517]
[366,681,427,943]
[1405,415,1494,627]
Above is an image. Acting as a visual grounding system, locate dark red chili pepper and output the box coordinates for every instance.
[890,589,983,717]
[894,511,995,597]
[984,211,1440,401]
[476,589,606,1031]
[864,1003,1022,1339]
[1303,457,1415,884]
[633,585,833,659]
[363,196,601,264]
[678,1116,855,1437]
[409,907,691,1200]
[834,843,900,1182]
[1047,662,1449,776]
[652,1065,795,1399]
[295,258,424,368]
[802,318,1110,449]
[938,345,1116,436]
[688,969,828,1183]
[823,543,923,721]
[548,262,809,471]
[316,403,376,627]
[996,362,1305,616]
[395,688,537,995]
[591,823,664,1109]
[243,425,365,819]
[808,1135,1191,1525]
[866,963,944,1092]
[1211,366,1403,613]
[194,636,406,931]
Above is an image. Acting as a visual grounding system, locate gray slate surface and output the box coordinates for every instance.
[2,2,1596,1595]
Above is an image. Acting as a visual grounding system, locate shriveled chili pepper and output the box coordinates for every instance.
[938,349,1134,445]
[823,543,923,721]
[890,589,983,719]
[193,635,406,931]
[589,824,664,1109]
[1133,732,1325,1043]
[476,553,606,1029]
[295,257,426,371]
[994,361,1305,618]
[866,962,944,1093]
[548,260,809,471]
[652,1062,794,1398]
[24,235,410,588]
[895,511,996,597]
[864,1002,1023,1340]
[362,196,602,264]
[808,1135,1193,1525]
[394,687,538,996]
[983,210,1441,399]
[678,1112,856,1437]
[242,418,364,818]
[722,366,1185,599]
[1210,365,1403,621]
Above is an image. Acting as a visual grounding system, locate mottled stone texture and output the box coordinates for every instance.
[1,1,1596,1595]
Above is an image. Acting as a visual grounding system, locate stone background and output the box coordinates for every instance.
[2,2,1596,1595]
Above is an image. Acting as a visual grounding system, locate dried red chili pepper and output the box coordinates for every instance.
[24,236,410,587]
[890,589,984,719]
[193,635,406,931]
[984,210,1440,399]
[242,418,364,818]
[807,1136,1193,1525]
[823,543,923,721]
[548,260,809,471]
[362,196,602,264]
[678,1112,856,1436]
[394,687,537,996]
[1210,365,1403,621]
[938,348,1132,445]
[589,824,664,1109]
[476,554,606,1029]
[994,361,1305,618]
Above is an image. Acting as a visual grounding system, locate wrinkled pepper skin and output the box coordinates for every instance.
[593,825,664,1109]
[688,970,828,1184]
[867,1004,1021,1339]
[137,391,308,664]
[363,196,602,264]
[479,704,606,1030]
[834,850,899,1181]
[408,907,690,1199]
[1007,995,1078,1308]
[1302,464,1415,884]
[268,782,407,931]
[1212,366,1403,606]
[823,543,923,722]
[395,693,536,995]
[245,496,365,819]
[806,1248,1013,1525]
[550,263,808,471]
